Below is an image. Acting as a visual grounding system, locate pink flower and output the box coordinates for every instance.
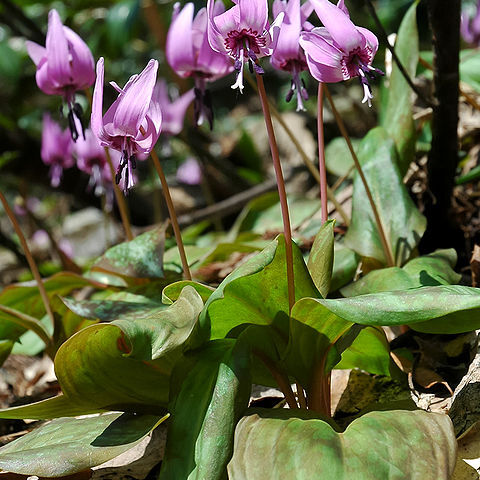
[74,129,111,196]
[41,114,74,187]
[176,158,202,185]
[91,58,162,193]
[461,0,480,46]
[207,0,284,93]
[167,2,233,127]
[26,9,95,140]
[271,0,313,110]
[154,80,195,136]
[299,0,383,106]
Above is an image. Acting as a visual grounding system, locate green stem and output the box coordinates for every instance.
[317,83,328,224]
[325,86,395,267]
[256,73,295,312]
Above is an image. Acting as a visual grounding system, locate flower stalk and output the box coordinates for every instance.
[317,83,328,224]
[256,73,295,311]
[325,86,395,267]
[149,147,192,281]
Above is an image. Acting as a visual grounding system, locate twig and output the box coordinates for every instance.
[317,83,328,224]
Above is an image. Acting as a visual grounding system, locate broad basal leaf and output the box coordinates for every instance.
[0,287,203,419]
[159,340,251,480]
[344,127,426,266]
[0,412,166,477]
[92,224,167,280]
[200,235,318,342]
[381,1,419,175]
[228,409,456,480]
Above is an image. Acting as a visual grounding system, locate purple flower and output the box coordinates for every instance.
[167,2,233,127]
[207,0,284,93]
[299,0,383,106]
[91,58,162,193]
[461,1,480,46]
[154,80,195,136]
[74,129,112,196]
[41,113,74,187]
[176,158,202,185]
[271,0,313,110]
[26,9,95,141]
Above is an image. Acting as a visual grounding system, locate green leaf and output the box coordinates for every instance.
[307,219,335,298]
[0,340,13,367]
[200,235,318,342]
[344,127,426,266]
[381,1,419,175]
[309,285,480,334]
[0,412,166,477]
[335,327,391,376]
[228,409,456,480]
[92,225,166,280]
[325,137,359,178]
[159,340,251,480]
[341,249,461,296]
[162,281,215,304]
[0,287,203,419]
[330,243,359,292]
[0,273,105,342]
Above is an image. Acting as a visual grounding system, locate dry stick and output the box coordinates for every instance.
[324,87,396,267]
[0,192,55,329]
[245,75,350,226]
[296,383,307,409]
[149,149,192,281]
[317,83,328,224]
[256,73,295,312]
[104,149,134,241]
[331,164,355,193]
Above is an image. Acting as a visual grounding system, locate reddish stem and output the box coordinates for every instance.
[317,83,328,224]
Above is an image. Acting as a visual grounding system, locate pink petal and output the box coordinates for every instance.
[207,0,229,53]
[197,29,233,78]
[299,30,345,82]
[310,0,365,53]
[112,59,158,137]
[36,61,58,95]
[25,41,46,66]
[166,3,195,76]
[238,0,268,32]
[63,26,95,89]
[336,0,349,17]
[213,5,240,36]
[271,0,301,66]
[46,9,71,87]
[356,27,379,57]
[273,0,286,19]
[91,58,112,145]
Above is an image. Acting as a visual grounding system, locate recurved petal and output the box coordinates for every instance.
[112,59,159,137]
[197,29,233,78]
[134,115,162,154]
[272,0,301,64]
[272,0,286,19]
[36,61,58,95]
[356,27,379,57]
[207,0,229,53]
[46,9,71,86]
[238,0,268,32]
[166,3,195,76]
[299,30,345,82]
[310,0,364,53]
[91,58,111,144]
[64,26,95,88]
[25,41,46,66]
[213,4,240,35]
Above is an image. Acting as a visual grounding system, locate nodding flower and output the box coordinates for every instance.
[91,58,162,194]
[206,0,284,93]
[299,0,383,107]
[41,113,74,188]
[271,0,313,111]
[26,9,95,141]
[166,2,233,127]
[461,0,480,46]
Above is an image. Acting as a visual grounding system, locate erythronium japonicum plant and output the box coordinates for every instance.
[166,1,233,127]
[26,9,95,140]
[1,0,480,479]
